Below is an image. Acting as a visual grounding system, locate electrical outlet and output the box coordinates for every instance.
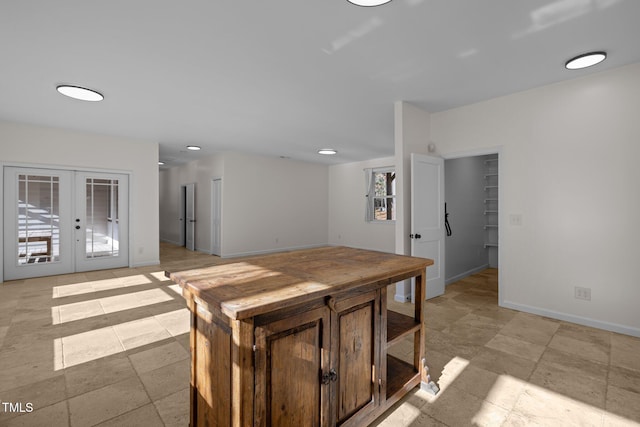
[574,286,591,301]
[509,214,523,226]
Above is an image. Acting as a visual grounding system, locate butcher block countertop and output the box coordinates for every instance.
[166,246,433,320]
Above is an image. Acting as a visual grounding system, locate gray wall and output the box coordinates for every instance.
[444,155,490,283]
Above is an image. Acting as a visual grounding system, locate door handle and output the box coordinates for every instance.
[321,369,337,385]
[415,234,422,239]
[75,225,81,230]
[410,234,422,239]
[189,220,196,223]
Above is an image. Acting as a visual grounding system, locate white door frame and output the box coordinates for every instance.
[442,147,503,306]
[210,177,222,256]
[179,185,186,246]
[182,183,196,251]
[1,163,132,283]
[178,183,196,249]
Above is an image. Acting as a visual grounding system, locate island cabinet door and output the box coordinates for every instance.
[331,290,381,427]
[192,309,233,427]
[254,306,331,427]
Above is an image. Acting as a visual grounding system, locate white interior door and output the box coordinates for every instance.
[75,172,129,272]
[185,183,195,251]
[411,154,445,299]
[3,168,73,280]
[3,167,129,280]
[211,178,221,256]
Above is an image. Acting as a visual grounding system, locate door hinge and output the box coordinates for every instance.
[252,344,257,367]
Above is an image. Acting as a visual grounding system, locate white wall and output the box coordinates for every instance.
[160,151,329,258]
[394,101,431,257]
[0,120,160,274]
[431,63,640,336]
[394,101,431,301]
[222,152,328,257]
[328,157,395,253]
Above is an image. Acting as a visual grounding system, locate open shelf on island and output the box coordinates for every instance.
[386,354,419,399]
[387,310,420,348]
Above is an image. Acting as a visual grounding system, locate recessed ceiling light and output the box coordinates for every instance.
[158,161,165,165]
[56,85,104,102]
[565,52,606,70]
[318,149,337,155]
[186,145,201,151]
[347,0,392,6]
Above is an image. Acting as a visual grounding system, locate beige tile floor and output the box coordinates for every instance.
[0,243,639,426]
[376,270,640,427]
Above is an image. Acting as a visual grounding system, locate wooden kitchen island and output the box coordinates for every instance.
[167,246,433,427]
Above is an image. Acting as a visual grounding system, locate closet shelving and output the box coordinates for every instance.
[483,158,499,263]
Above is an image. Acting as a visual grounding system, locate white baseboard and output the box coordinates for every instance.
[132,260,160,268]
[394,280,412,303]
[446,264,490,285]
[501,300,640,338]
[160,238,182,246]
[394,293,411,303]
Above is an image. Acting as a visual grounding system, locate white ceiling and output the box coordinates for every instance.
[2,0,639,166]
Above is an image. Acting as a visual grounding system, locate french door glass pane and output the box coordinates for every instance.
[17,174,60,264]
[85,178,119,258]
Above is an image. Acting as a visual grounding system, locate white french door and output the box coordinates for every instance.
[75,171,129,272]
[3,168,73,279]
[3,167,129,280]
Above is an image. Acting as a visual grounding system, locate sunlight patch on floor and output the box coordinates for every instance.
[505,381,606,425]
[432,356,470,398]
[167,284,182,295]
[149,271,170,282]
[52,274,152,298]
[410,369,640,426]
[51,288,175,325]
[53,308,190,370]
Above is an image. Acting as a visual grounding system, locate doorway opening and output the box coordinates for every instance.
[179,183,195,251]
[443,149,501,302]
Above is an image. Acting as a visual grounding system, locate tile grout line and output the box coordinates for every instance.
[130,339,176,427]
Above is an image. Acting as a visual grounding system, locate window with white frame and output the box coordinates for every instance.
[365,167,396,222]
